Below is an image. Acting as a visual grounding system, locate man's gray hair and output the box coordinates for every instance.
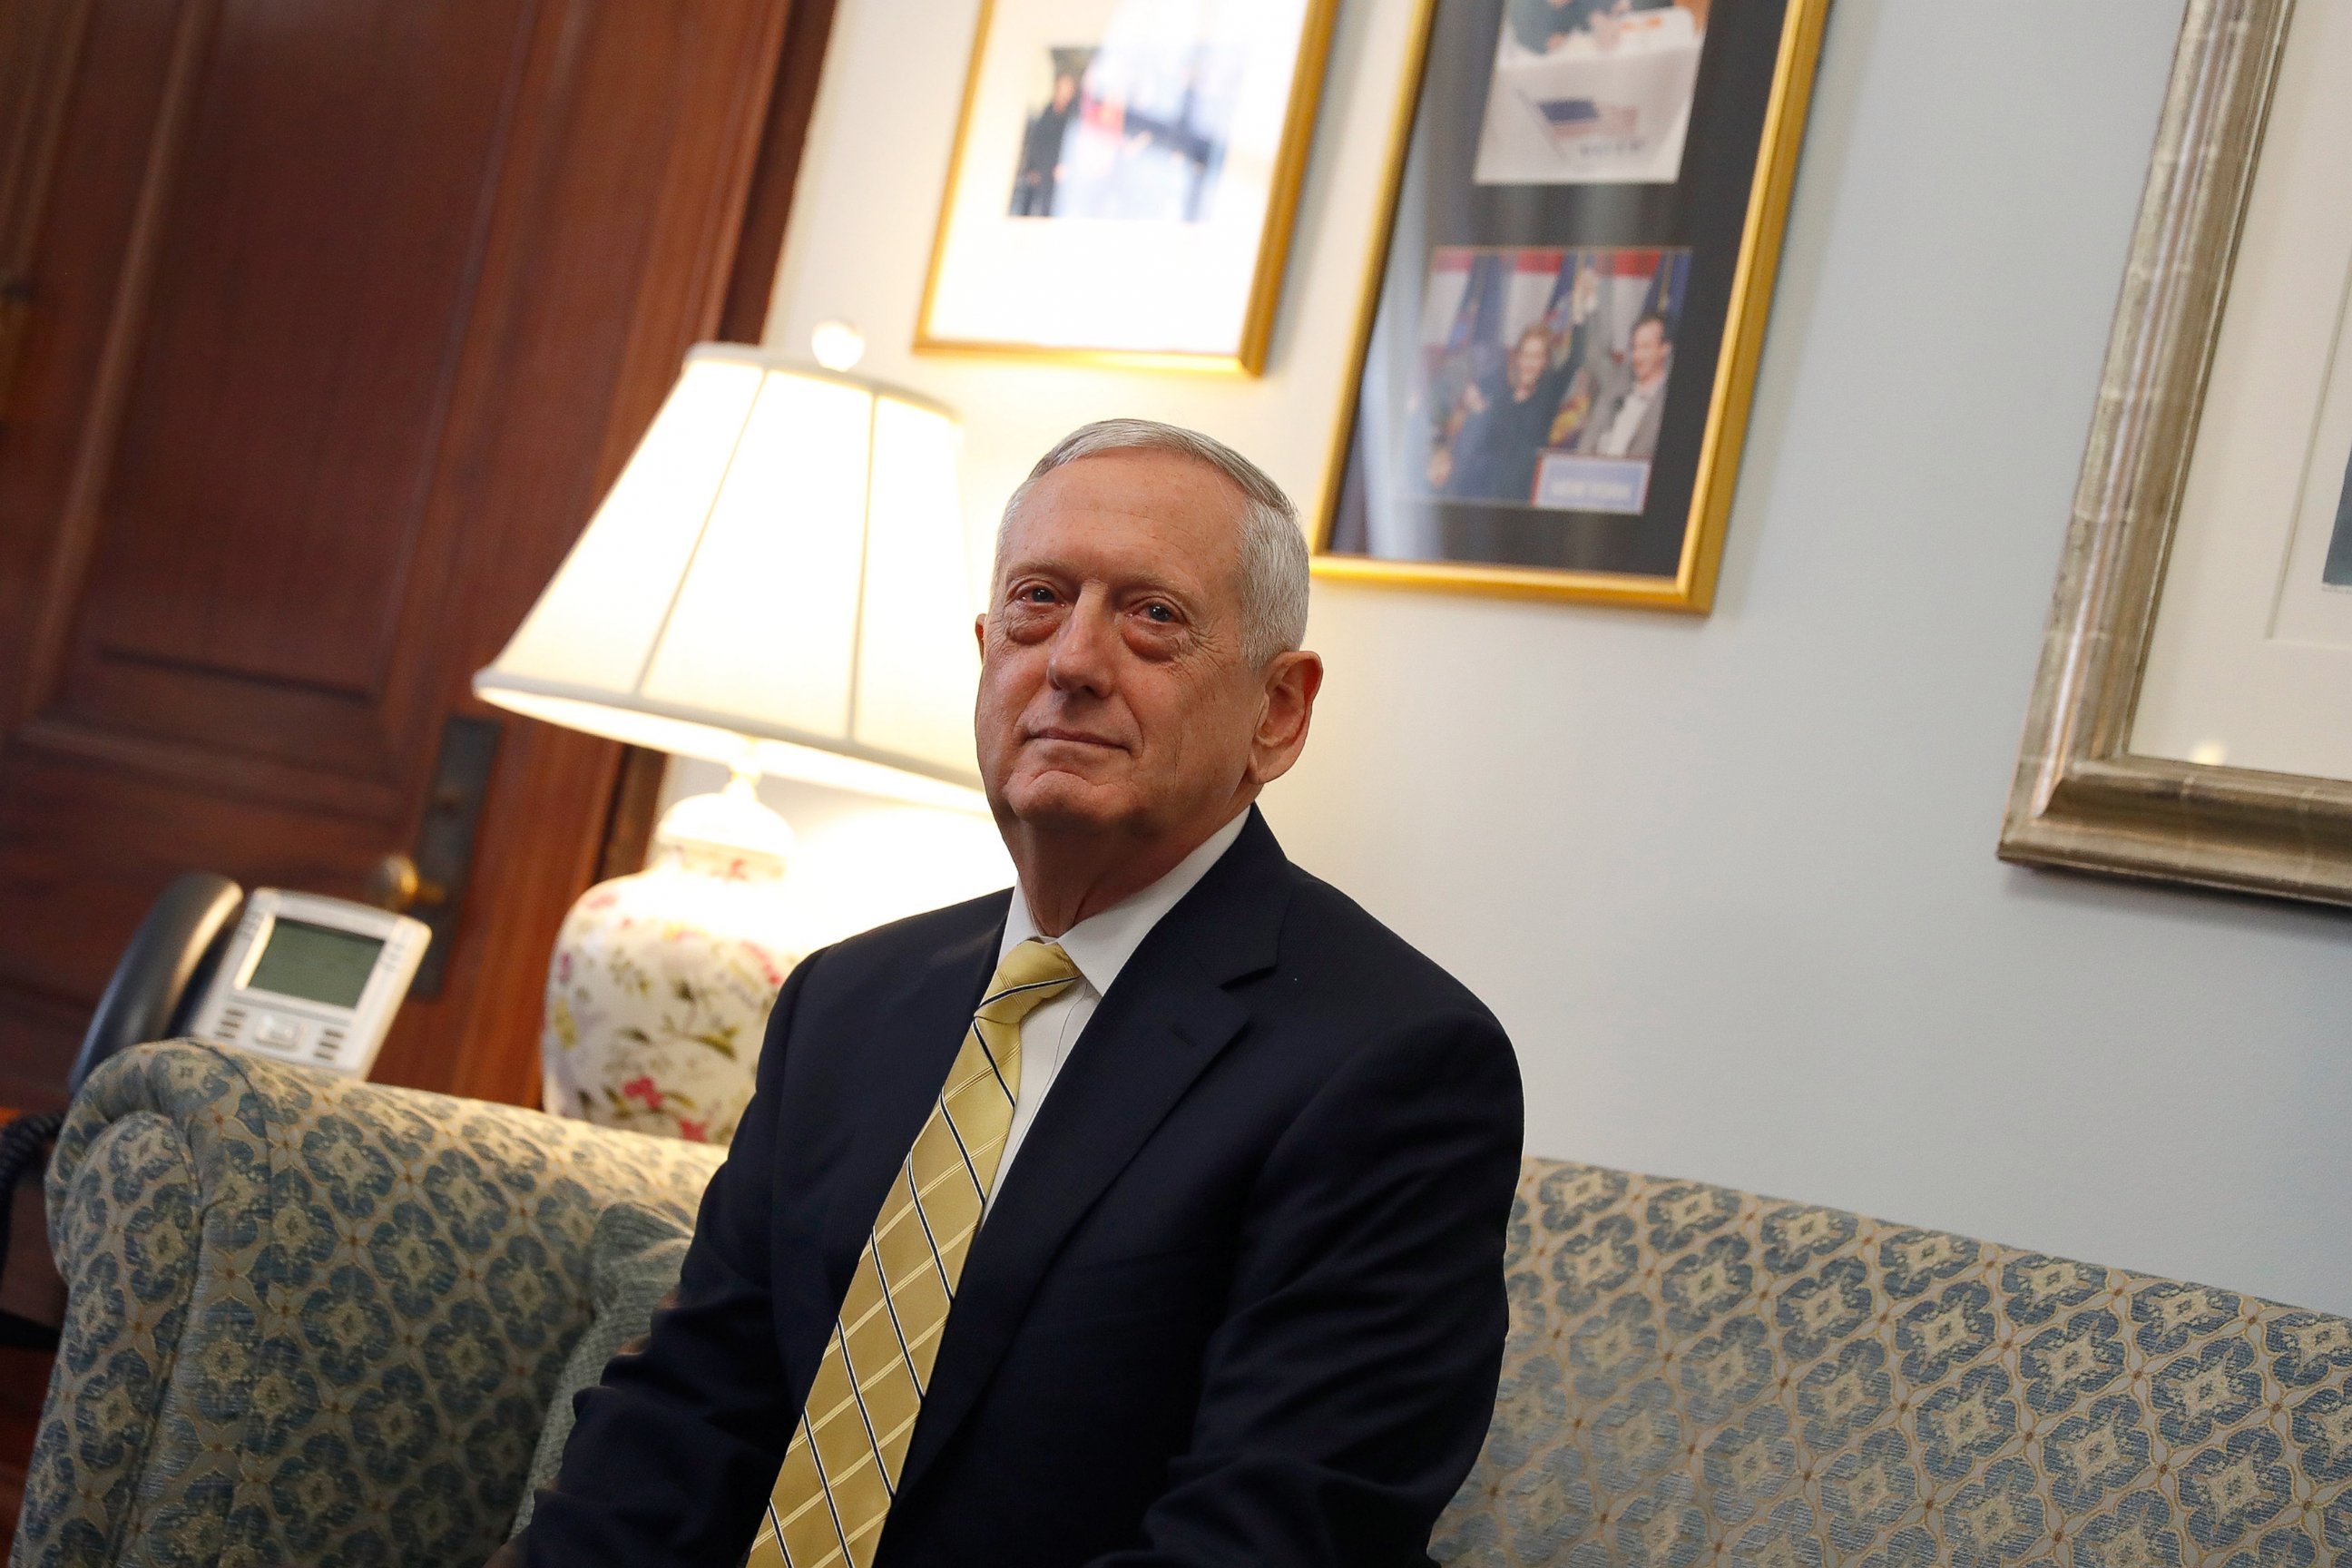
[997,418,1310,668]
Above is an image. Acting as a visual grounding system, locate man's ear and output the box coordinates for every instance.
[1248,651,1323,788]
[974,612,987,656]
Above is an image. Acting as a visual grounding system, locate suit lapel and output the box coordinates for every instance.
[897,809,1291,1491]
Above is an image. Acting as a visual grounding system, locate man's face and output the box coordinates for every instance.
[1052,74,1077,111]
[1510,335,1548,398]
[975,451,1282,846]
[1630,318,1670,386]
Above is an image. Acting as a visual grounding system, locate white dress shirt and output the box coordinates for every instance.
[985,809,1250,1210]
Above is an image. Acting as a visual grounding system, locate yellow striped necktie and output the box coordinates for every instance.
[747,938,1083,1568]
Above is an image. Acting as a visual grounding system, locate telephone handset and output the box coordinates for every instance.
[72,874,431,1094]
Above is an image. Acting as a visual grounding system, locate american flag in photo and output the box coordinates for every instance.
[1534,97,1637,142]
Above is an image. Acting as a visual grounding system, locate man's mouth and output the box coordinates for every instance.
[1026,727,1124,750]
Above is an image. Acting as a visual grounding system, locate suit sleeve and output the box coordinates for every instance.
[507,946,827,1568]
[1092,1005,1524,1568]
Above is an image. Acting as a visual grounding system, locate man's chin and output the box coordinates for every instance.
[996,771,1133,834]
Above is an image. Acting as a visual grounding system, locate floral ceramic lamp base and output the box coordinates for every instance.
[541,776,800,1144]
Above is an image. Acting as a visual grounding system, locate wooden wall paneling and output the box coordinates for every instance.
[0,0,545,1102]
[0,0,817,1108]
[0,0,209,1096]
[68,0,535,704]
[0,0,199,740]
[0,0,96,424]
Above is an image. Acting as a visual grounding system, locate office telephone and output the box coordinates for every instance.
[0,875,424,1345]
[70,873,430,1094]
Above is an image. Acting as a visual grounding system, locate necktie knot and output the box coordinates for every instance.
[975,939,1082,1030]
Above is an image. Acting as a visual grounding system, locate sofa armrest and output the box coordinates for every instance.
[13,1041,724,1568]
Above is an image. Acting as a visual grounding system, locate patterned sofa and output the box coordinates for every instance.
[15,1043,2352,1566]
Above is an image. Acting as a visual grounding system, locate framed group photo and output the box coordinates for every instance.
[916,0,1338,373]
[2002,0,2352,909]
[1315,0,1828,611]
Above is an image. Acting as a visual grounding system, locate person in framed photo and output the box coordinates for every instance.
[1429,257,1599,500]
[1010,54,1086,217]
[1575,308,1674,461]
[1442,324,1581,501]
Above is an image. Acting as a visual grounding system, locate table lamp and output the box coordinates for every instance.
[475,341,984,1142]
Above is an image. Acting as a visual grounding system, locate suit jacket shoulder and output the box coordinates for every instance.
[1069,815,1521,1179]
[1272,863,1502,1031]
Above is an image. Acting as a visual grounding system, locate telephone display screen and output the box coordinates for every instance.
[245,918,384,1009]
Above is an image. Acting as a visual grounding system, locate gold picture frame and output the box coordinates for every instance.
[1997,0,2352,908]
[914,0,1339,376]
[1311,0,1828,612]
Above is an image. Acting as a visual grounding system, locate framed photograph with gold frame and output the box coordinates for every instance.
[915,0,1338,375]
[2001,0,2352,908]
[1313,0,1827,612]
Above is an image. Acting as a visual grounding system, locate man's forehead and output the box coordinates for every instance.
[995,524,1227,597]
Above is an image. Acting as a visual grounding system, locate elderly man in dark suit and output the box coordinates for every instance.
[499,419,1524,1568]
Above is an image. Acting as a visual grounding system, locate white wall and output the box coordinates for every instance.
[710,0,2352,1313]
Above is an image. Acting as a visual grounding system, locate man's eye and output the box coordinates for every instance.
[1020,585,1056,604]
[1142,603,1174,623]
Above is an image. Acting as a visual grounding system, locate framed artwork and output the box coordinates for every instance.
[2002,0,2352,909]
[1314,0,1828,611]
[916,0,1338,374]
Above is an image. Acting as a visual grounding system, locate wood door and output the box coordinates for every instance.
[0,0,828,1110]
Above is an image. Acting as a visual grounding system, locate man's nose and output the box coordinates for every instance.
[1046,591,1117,695]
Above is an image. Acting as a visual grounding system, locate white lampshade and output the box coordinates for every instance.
[474,344,986,812]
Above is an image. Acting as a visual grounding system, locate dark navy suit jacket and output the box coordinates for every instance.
[515,808,1523,1566]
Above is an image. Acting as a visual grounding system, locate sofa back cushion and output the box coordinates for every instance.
[1432,1158,2352,1566]
[510,1200,696,1534]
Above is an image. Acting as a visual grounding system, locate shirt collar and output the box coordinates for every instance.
[998,808,1251,996]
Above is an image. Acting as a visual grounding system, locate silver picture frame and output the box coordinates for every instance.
[1997,0,2352,907]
